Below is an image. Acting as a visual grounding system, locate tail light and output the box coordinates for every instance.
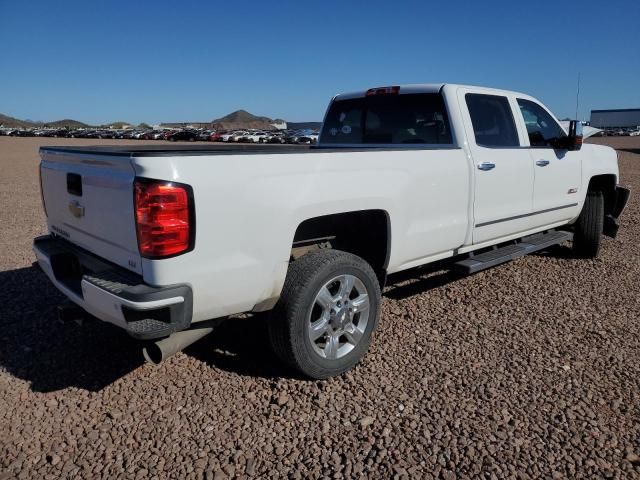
[134,179,194,258]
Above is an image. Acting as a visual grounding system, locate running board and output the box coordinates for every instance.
[453,230,573,275]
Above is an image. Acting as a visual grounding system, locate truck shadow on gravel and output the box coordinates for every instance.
[0,265,143,393]
[0,245,580,391]
[0,265,298,388]
[183,316,303,380]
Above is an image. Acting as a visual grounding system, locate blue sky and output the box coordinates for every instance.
[1,0,638,125]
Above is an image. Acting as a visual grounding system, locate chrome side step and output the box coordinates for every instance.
[453,230,572,275]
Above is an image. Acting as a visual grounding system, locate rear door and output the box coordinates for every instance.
[457,89,534,244]
[515,98,582,224]
[39,148,142,273]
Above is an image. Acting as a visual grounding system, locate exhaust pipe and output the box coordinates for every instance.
[57,302,86,326]
[143,326,213,364]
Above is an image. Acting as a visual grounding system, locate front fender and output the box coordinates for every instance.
[580,144,619,192]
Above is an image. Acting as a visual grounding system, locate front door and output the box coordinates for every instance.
[516,98,582,225]
[458,90,535,244]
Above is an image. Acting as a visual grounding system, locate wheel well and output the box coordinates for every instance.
[588,174,616,215]
[292,210,390,281]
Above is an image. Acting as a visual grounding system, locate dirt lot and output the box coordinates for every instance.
[587,136,640,154]
[1,137,639,479]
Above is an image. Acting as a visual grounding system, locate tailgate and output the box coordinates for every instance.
[39,148,142,274]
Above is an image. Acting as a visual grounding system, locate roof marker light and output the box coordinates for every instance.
[365,86,400,96]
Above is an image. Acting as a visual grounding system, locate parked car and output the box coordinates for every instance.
[139,130,160,140]
[209,130,227,142]
[217,131,237,142]
[228,131,250,142]
[9,129,30,137]
[239,131,269,143]
[197,130,214,141]
[262,132,286,144]
[34,83,630,379]
[296,133,319,144]
[166,129,198,142]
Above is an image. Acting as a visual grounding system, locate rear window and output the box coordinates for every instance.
[320,93,453,145]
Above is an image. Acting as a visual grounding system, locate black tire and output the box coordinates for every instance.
[268,250,381,379]
[573,191,604,258]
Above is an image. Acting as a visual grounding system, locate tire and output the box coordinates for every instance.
[573,191,604,258]
[268,250,381,379]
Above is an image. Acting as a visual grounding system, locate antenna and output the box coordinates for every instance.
[575,72,581,120]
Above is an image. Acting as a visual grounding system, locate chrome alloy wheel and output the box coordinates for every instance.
[307,274,371,360]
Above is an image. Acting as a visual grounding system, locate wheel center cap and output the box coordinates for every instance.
[331,307,350,329]
[338,308,349,327]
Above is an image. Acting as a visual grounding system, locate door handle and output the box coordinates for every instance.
[477,162,495,171]
[536,160,550,167]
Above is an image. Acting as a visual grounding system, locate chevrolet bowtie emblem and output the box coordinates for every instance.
[68,200,85,218]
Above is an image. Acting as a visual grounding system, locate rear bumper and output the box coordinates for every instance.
[33,235,192,339]
[604,185,631,238]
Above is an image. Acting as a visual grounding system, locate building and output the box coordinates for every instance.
[590,109,640,129]
[155,122,211,130]
[270,120,287,130]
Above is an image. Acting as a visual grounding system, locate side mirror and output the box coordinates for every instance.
[566,120,583,151]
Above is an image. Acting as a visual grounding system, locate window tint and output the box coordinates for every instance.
[465,94,519,147]
[320,93,453,145]
[517,98,566,147]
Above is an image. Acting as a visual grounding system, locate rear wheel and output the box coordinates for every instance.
[573,191,604,258]
[268,250,381,379]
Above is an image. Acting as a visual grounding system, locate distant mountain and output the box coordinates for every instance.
[48,119,90,128]
[211,110,278,130]
[210,110,322,131]
[0,113,90,129]
[0,113,34,129]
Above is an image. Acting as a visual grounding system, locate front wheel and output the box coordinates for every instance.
[268,250,381,379]
[573,191,604,258]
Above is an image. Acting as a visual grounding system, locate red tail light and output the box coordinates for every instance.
[134,179,194,258]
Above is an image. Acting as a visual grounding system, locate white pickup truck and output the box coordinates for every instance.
[34,84,630,379]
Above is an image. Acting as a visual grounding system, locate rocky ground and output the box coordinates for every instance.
[0,137,639,479]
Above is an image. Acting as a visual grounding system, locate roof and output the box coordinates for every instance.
[332,83,534,101]
[334,83,445,100]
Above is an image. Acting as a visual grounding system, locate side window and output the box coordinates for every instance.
[517,98,566,147]
[465,94,519,147]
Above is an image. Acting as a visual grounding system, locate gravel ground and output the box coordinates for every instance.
[1,137,639,479]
